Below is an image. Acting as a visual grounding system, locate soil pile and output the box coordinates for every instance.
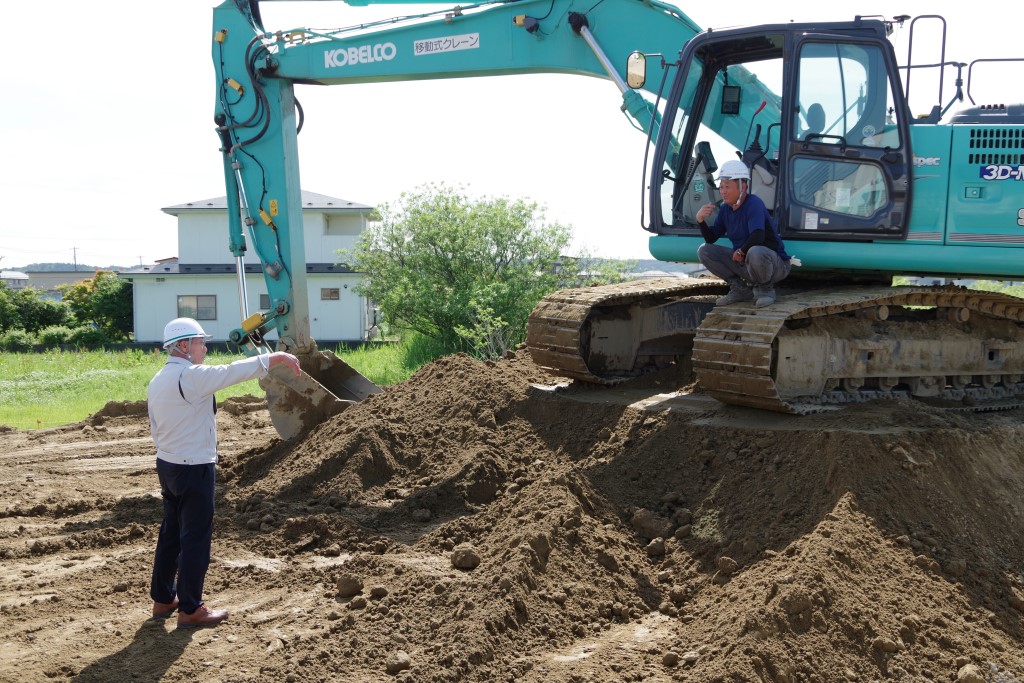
[1,349,1023,682]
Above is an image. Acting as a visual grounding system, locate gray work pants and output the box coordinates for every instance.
[697,243,791,287]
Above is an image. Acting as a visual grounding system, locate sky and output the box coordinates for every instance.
[0,0,1018,269]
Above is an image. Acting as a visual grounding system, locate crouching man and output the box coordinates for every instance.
[695,160,791,308]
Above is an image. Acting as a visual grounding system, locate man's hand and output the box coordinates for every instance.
[696,203,715,223]
[269,352,302,377]
[732,249,746,264]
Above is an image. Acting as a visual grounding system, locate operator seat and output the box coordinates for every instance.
[747,161,777,213]
[742,123,778,212]
[803,103,826,139]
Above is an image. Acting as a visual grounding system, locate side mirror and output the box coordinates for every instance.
[626,51,646,89]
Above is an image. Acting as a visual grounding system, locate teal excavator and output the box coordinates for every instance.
[211,0,1024,437]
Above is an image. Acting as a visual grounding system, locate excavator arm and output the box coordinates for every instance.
[210,0,715,438]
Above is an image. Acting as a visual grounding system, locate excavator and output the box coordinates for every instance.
[211,0,1024,438]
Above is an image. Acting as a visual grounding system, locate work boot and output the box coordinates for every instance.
[753,285,776,308]
[715,280,752,306]
[177,604,229,629]
[152,597,179,619]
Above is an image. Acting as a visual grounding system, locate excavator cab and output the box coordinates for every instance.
[645,19,913,244]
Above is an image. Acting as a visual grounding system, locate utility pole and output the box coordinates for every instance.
[72,247,78,271]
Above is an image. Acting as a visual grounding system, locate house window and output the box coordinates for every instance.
[260,294,271,310]
[321,288,340,301]
[178,295,217,320]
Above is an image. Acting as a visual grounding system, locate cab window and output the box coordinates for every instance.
[793,42,900,149]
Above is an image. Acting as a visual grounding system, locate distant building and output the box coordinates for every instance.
[23,271,103,300]
[122,191,377,345]
[632,269,689,279]
[1,270,29,290]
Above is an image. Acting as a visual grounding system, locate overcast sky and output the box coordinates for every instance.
[0,0,1017,269]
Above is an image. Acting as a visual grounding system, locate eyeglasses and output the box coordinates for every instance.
[190,339,207,348]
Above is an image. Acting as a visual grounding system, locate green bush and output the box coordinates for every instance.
[0,328,36,352]
[0,286,72,334]
[68,325,109,348]
[37,325,75,346]
[345,183,634,358]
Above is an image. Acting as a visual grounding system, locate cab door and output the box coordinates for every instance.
[781,34,912,240]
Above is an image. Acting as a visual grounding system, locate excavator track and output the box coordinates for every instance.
[694,285,1024,413]
[527,277,726,383]
[528,281,1024,414]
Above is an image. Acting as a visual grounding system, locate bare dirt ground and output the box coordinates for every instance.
[2,349,1023,683]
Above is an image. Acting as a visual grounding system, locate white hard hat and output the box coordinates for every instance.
[162,317,211,348]
[716,159,751,181]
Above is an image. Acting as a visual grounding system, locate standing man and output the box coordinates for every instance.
[148,317,300,628]
[696,160,791,308]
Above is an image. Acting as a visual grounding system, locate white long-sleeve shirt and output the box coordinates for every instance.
[148,355,270,465]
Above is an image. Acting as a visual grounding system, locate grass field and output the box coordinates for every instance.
[0,338,443,430]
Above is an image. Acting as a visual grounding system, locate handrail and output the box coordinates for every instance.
[903,15,946,104]
[966,58,1024,105]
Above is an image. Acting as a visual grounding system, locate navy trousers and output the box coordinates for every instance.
[150,459,216,615]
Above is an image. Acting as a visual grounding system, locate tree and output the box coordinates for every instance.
[0,282,18,332]
[91,271,133,339]
[342,183,633,358]
[59,271,133,340]
[0,285,72,334]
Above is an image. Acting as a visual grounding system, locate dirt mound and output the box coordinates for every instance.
[2,349,1023,682]
[91,399,149,420]
[215,350,1024,681]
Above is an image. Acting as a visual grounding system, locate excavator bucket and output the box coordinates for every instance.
[259,348,382,440]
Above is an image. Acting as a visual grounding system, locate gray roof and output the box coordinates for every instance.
[1,270,29,279]
[123,260,357,276]
[162,191,373,215]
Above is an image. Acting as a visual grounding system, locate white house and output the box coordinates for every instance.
[124,191,376,345]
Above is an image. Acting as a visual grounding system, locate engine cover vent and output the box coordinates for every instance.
[965,127,1023,165]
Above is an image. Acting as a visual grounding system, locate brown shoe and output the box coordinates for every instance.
[152,597,179,619]
[176,604,229,629]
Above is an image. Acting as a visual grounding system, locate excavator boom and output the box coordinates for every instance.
[211,0,710,437]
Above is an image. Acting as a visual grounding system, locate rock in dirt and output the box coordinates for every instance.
[715,556,738,575]
[386,650,412,674]
[335,572,363,598]
[630,508,672,540]
[645,537,666,557]
[957,663,985,683]
[451,544,481,570]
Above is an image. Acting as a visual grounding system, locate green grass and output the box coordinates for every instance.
[894,277,1024,299]
[964,280,1024,298]
[332,334,447,386]
[0,335,447,430]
